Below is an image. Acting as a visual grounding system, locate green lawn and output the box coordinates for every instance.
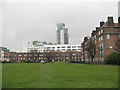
[2,62,118,88]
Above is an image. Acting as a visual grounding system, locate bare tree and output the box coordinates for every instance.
[115,39,120,54]
[29,50,38,63]
[85,39,96,64]
[44,51,55,63]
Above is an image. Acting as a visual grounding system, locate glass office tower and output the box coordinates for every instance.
[56,22,69,44]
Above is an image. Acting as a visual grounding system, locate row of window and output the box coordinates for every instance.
[28,46,81,50]
[46,46,81,49]
[16,53,81,57]
[27,46,81,51]
[99,30,103,35]
[93,33,120,42]
[107,34,120,39]
[27,47,43,49]
[27,49,43,52]
[12,56,80,60]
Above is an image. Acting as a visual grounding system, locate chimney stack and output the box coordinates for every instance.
[91,30,96,37]
[100,21,104,27]
[91,33,93,37]
[108,17,114,26]
[96,27,100,32]
[84,37,88,42]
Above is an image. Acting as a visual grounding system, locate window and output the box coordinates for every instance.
[99,43,101,49]
[47,47,50,49]
[110,46,112,49]
[101,50,104,56]
[107,34,110,39]
[100,50,101,56]
[72,49,76,50]
[39,54,43,56]
[101,42,103,49]
[72,53,76,55]
[72,46,76,48]
[62,47,65,48]
[78,46,81,48]
[67,46,71,48]
[101,30,103,34]
[118,34,120,39]
[57,47,60,48]
[99,31,101,35]
[101,36,103,40]
[24,55,27,56]
[67,49,71,50]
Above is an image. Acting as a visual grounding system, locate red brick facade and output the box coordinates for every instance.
[81,17,120,64]
[10,51,81,63]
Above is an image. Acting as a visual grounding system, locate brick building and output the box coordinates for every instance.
[81,16,120,64]
[10,50,81,63]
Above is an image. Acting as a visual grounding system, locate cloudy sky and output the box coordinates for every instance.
[0,0,119,52]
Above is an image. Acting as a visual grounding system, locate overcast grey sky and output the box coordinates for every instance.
[1,0,119,52]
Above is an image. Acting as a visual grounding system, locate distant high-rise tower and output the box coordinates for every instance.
[56,22,69,44]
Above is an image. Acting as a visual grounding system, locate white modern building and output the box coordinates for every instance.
[44,44,81,52]
[22,41,81,52]
[27,41,44,52]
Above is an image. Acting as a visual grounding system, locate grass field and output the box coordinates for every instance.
[2,62,118,88]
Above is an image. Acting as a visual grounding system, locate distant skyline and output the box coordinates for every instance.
[1,0,119,52]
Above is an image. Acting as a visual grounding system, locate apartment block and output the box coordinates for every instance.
[81,17,120,64]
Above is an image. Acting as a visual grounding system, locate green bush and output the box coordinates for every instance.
[106,53,120,65]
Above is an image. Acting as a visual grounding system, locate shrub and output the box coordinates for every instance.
[105,53,120,65]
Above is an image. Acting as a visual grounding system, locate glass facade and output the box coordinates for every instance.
[57,30,61,44]
[64,28,69,44]
[56,22,69,44]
